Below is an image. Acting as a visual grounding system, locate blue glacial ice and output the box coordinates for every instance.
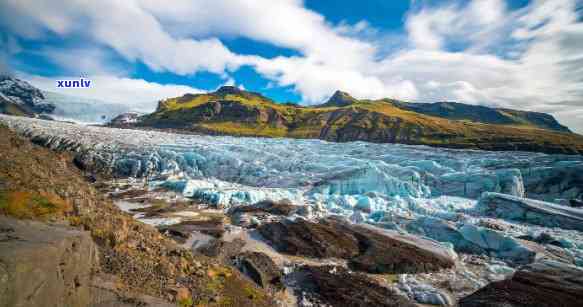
[477,192,583,231]
[2,114,583,266]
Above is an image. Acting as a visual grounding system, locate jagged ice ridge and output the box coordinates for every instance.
[2,114,583,266]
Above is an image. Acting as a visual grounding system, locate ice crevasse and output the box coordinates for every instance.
[2,115,583,265]
[3,115,582,216]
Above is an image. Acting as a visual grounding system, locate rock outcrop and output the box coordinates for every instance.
[293,265,416,307]
[0,216,99,307]
[258,217,456,274]
[229,199,298,216]
[108,112,142,127]
[459,260,583,307]
[0,75,55,115]
[320,90,359,107]
[228,200,299,227]
[477,192,583,231]
[234,252,284,291]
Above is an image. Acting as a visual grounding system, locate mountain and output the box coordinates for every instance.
[0,75,55,117]
[394,101,570,132]
[0,92,32,116]
[320,90,360,107]
[124,86,583,154]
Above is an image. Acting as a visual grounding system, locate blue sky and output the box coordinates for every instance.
[1,0,583,133]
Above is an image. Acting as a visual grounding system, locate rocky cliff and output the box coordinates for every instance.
[0,75,55,117]
[132,86,583,155]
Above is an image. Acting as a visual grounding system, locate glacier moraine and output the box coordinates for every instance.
[2,114,583,267]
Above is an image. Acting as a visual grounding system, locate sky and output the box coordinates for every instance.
[1,0,583,133]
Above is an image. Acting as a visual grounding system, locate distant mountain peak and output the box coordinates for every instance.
[0,75,55,116]
[210,85,274,104]
[323,90,358,107]
[215,85,244,95]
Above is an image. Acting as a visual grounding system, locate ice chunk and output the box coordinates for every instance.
[477,192,583,231]
[459,224,537,264]
[435,169,524,198]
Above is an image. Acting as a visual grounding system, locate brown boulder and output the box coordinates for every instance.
[0,216,99,307]
[258,217,456,274]
[347,223,457,274]
[158,218,225,244]
[459,260,583,307]
[294,265,416,307]
[257,217,360,259]
[234,252,283,291]
[229,199,298,216]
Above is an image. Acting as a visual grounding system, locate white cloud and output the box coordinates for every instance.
[138,0,375,68]
[22,74,202,110]
[0,0,250,75]
[393,0,583,133]
[2,0,583,133]
[40,47,129,76]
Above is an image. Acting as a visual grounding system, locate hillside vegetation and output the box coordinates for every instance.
[135,86,583,155]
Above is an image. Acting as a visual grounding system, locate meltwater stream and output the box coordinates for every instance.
[2,114,583,266]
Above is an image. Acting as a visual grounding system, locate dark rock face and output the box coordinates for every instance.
[0,75,55,114]
[215,85,246,96]
[294,265,416,307]
[258,218,360,260]
[0,216,99,307]
[568,198,583,208]
[0,93,33,116]
[258,217,456,274]
[229,200,300,228]
[108,112,141,126]
[158,219,225,244]
[347,223,457,273]
[229,199,298,216]
[196,238,245,261]
[459,260,583,307]
[477,192,583,231]
[234,252,283,291]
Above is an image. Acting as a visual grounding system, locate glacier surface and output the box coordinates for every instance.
[2,114,583,266]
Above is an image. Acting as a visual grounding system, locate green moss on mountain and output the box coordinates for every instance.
[133,86,583,155]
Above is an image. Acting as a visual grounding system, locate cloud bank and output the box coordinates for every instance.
[1,0,582,132]
[23,74,202,110]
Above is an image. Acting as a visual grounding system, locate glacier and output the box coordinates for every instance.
[2,114,583,266]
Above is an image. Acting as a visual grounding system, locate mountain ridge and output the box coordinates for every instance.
[0,75,56,117]
[125,86,583,155]
[393,100,570,133]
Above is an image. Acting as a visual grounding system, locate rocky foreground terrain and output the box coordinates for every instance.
[0,123,276,307]
[1,114,583,306]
